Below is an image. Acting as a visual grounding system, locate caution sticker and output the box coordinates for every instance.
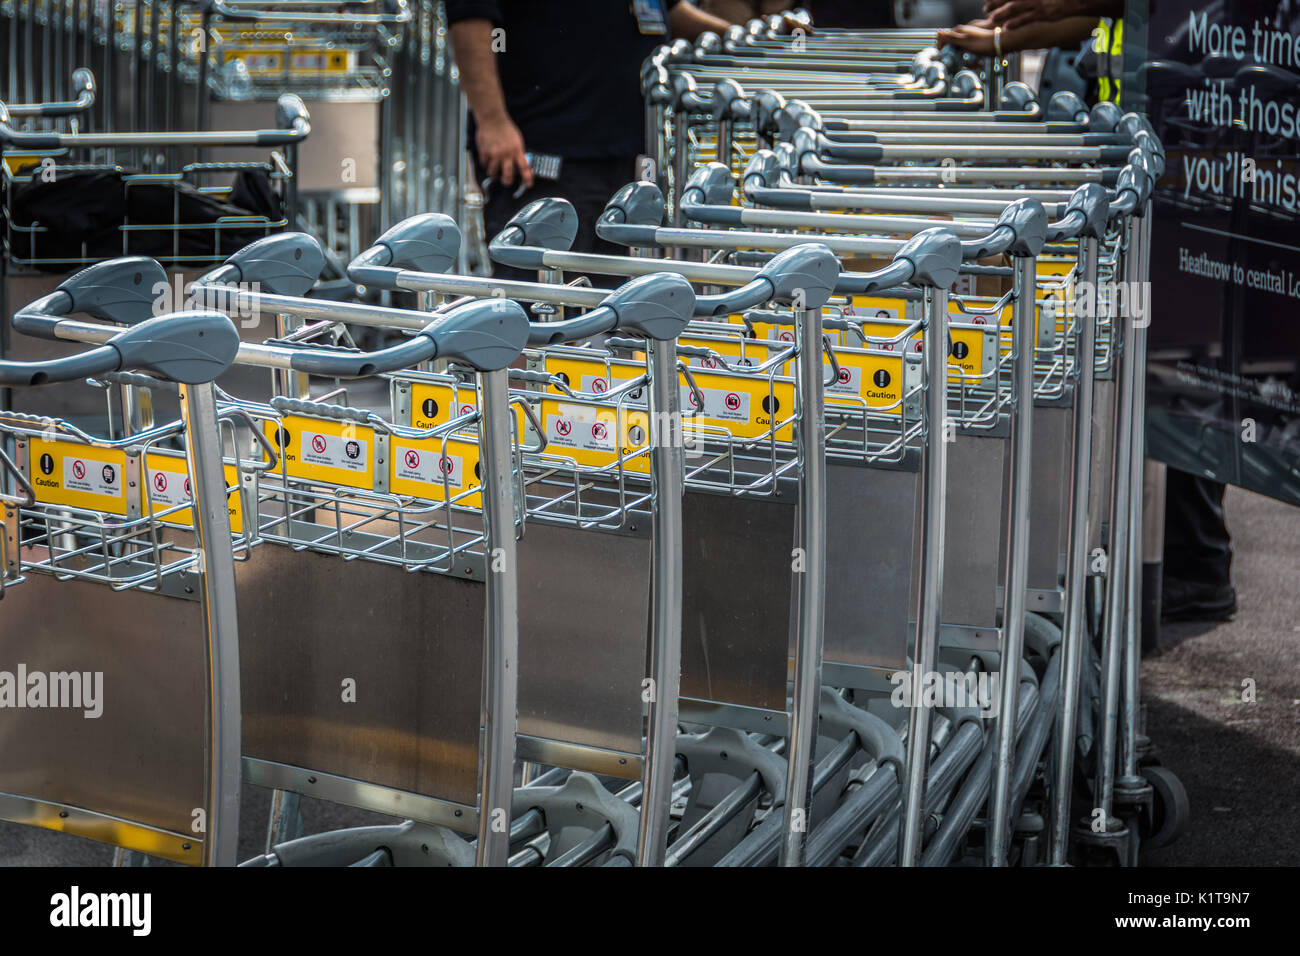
[29,438,128,515]
[946,317,999,381]
[389,434,483,507]
[224,46,353,76]
[681,367,795,441]
[957,298,1057,353]
[536,400,651,474]
[820,348,906,414]
[142,453,245,534]
[844,296,904,321]
[1036,258,1076,280]
[677,334,775,370]
[860,316,916,353]
[265,415,375,490]
[543,353,794,443]
[543,355,648,405]
[409,382,479,430]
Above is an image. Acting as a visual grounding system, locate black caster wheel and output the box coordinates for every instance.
[1140,765,1189,849]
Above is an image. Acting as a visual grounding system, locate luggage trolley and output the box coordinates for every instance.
[0,289,246,865]
[177,235,530,866]
[475,189,975,865]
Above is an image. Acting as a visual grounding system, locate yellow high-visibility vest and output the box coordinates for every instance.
[1094,17,1124,104]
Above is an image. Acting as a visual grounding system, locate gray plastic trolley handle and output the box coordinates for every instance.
[348,214,463,287]
[695,244,839,316]
[11,256,169,333]
[0,312,240,386]
[199,232,328,297]
[525,273,695,345]
[5,68,97,118]
[284,299,530,376]
[837,227,964,295]
[488,199,581,270]
[961,197,1048,260]
[1046,184,1111,242]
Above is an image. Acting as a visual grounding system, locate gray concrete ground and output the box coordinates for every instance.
[1140,485,1300,866]
[2,487,1295,866]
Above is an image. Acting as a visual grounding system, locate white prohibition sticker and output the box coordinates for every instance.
[147,468,192,508]
[64,455,124,499]
[395,445,463,486]
[826,363,861,395]
[304,431,368,473]
[546,412,618,453]
[579,373,645,404]
[681,385,750,422]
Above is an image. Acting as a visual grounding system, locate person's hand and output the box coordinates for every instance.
[984,0,1069,31]
[936,22,999,56]
[476,114,533,190]
[776,11,814,36]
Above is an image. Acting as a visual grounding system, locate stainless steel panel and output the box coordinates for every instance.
[680,491,794,714]
[516,521,650,757]
[210,100,379,191]
[940,433,1007,628]
[0,576,206,838]
[1027,405,1071,590]
[236,544,483,809]
[1089,378,1116,552]
[820,463,917,673]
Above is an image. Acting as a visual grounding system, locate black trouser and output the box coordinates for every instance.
[1163,467,1232,586]
[478,155,640,284]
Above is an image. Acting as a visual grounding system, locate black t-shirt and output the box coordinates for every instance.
[445,0,677,160]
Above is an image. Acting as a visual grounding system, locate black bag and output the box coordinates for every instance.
[8,168,283,268]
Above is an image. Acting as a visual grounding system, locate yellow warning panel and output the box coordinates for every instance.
[541,352,794,442]
[141,453,244,534]
[543,354,648,401]
[409,382,479,430]
[948,323,999,381]
[682,367,795,441]
[389,434,484,508]
[534,399,651,474]
[843,296,907,321]
[741,317,800,347]
[222,46,353,75]
[678,334,785,370]
[951,298,1060,353]
[859,316,915,354]
[265,415,375,491]
[28,439,129,516]
[1036,258,1077,279]
[820,348,906,414]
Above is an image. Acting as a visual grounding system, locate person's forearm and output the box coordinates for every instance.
[1005,15,1099,51]
[450,19,510,125]
[669,1,733,40]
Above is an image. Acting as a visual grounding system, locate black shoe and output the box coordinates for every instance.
[1161,577,1237,622]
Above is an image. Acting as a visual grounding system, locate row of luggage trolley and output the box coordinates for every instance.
[0,18,1189,866]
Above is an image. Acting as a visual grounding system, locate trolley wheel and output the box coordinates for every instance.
[1140,765,1189,849]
